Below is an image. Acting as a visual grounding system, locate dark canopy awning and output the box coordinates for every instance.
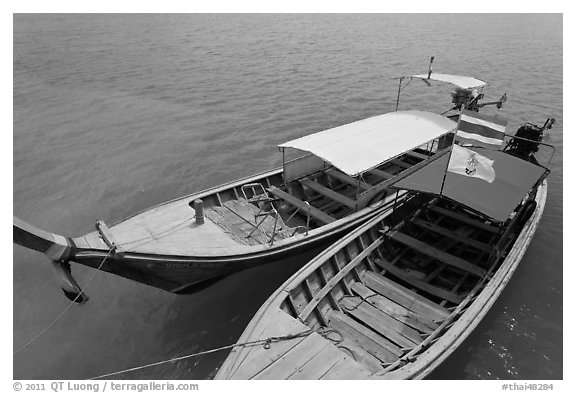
[392,147,548,222]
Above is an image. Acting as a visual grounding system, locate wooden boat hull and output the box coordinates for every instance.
[215,180,547,379]
[15,164,411,293]
[70,207,385,293]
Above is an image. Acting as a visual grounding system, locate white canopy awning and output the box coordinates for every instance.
[278,110,457,177]
[411,73,488,89]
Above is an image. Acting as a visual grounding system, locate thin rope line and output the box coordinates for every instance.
[90,329,316,380]
[13,249,114,356]
[120,216,194,250]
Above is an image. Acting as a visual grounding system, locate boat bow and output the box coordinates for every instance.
[13,217,88,303]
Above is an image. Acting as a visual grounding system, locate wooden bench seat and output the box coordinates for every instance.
[267,186,336,225]
[430,205,501,234]
[371,259,465,305]
[300,179,357,210]
[390,158,412,170]
[405,150,430,160]
[367,167,395,181]
[326,169,372,192]
[387,230,487,277]
[410,217,494,253]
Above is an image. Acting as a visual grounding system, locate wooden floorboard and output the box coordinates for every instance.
[351,282,436,333]
[319,356,372,380]
[251,333,330,379]
[327,311,402,360]
[362,271,449,321]
[286,344,349,380]
[372,258,465,304]
[228,310,313,379]
[340,297,423,348]
[388,230,487,277]
[336,337,383,374]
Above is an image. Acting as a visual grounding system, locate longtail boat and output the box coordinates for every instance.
[13,63,513,302]
[215,112,554,380]
[14,110,458,300]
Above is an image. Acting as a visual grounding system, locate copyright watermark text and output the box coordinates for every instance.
[13,381,199,393]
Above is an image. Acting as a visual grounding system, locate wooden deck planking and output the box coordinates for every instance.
[336,337,384,374]
[372,258,465,304]
[108,198,250,256]
[286,344,354,379]
[205,199,294,246]
[251,333,333,379]
[319,356,372,380]
[300,179,357,209]
[351,282,436,333]
[267,186,336,225]
[339,298,423,348]
[327,311,402,360]
[362,271,449,321]
[227,309,312,379]
[388,230,487,277]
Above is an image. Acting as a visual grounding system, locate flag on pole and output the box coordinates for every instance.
[448,145,496,183]
[456,109,507,148]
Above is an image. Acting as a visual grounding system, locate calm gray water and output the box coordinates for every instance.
[13,14,562,380]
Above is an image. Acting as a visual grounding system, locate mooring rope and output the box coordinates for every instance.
[13,248,114,356]
[120,216,195,250]
[90,327,342,380]
[90,329,314,380]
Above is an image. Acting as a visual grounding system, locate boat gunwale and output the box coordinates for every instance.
[73,190,410,259]
[107,166,286,228]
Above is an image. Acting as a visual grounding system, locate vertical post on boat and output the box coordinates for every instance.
[427,56,435,79]
[194,199,205,224]
[395,77,403,112]
[391,189,400,227]
[281,147,286,181]
[439,121,460,196]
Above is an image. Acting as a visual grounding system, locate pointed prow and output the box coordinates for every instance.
[13,217,88,303]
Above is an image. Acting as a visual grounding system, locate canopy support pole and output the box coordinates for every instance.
[439,120,461,196]
[395,77,404,111]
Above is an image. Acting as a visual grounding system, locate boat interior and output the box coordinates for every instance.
[95,139,449,258]
[200,141,447,248]
[271,194,531,376]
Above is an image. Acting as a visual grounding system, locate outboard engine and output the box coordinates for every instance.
[505,118,555,163]
[449,88,506,112]
[451,88,479,111]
